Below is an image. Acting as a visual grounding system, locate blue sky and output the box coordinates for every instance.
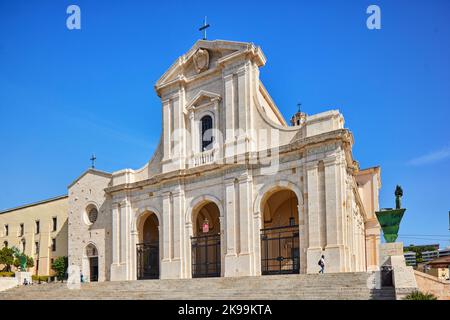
[0,0,449,247]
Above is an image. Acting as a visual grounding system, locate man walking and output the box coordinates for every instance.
[318,255,325,274]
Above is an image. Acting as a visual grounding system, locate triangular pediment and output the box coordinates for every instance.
[155,40,266,95]
[186,90,221,111]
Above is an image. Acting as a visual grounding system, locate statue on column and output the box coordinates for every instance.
[375,185,406,243]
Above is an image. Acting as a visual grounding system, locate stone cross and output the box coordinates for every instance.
[199,16,210,40]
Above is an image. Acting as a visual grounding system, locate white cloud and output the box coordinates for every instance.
[408,145,450,166]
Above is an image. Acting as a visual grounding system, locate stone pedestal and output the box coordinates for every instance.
[379,242,418,299]
[15,271,32,285]
[379,242,403,266]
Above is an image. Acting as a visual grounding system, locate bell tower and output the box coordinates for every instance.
[290,103,307,126]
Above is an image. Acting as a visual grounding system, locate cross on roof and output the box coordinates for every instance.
[199,16,210,40]
[90,154,96,169]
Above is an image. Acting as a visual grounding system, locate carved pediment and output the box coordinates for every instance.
[186,90,221,112]
[155,40,266,96]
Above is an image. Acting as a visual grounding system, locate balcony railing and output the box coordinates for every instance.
[193,148,215,167]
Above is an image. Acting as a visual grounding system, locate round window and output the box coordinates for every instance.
[88,207,98,224]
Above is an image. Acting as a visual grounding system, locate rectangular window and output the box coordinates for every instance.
[19,224,24,237]
[52,238,56,252]
[4,224,8,236]
[35,241,39,254]
[52,217,57,232]
[35,221,40,234]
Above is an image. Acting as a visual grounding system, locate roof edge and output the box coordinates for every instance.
[68,168,112,189]
[0,195,68,214]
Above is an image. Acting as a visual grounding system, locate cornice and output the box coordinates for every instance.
[105,129,353,194]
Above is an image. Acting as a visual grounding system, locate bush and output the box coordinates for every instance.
[0,271,15,277]
[31,275,49,282]
[404,290,438,300]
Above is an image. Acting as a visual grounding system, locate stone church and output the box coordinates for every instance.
[67,40,381,282]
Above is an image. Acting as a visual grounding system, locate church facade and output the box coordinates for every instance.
[67,40,381,282]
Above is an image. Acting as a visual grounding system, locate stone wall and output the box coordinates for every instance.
[414,270,450,300]
[68,170,112,282]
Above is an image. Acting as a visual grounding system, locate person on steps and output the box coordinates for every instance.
[318,255,325,274]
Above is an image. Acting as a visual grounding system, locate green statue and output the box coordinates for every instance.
[11,246,27,271]
[375,185,406,243]
[395,185,403,209]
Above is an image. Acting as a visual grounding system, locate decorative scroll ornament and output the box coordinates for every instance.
[193,48,209,74]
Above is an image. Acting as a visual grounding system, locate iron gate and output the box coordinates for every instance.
[137,242,159,280]
[261,225,300,275]
[191,234,221,278]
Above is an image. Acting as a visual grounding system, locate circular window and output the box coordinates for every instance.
[88,207,98,224]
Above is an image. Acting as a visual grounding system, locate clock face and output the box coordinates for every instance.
[88,208,98,224]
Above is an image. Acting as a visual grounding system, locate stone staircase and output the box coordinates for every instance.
[0,272,395,300]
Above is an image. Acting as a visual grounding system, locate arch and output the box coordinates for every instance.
[185,194,224,224]
[188,198,222,278]
[85,242,98,257]
[256,180,303,276]
[132,206,162,233]
[200,114,214,151]
[253,179,303,216]
[83,242,99,282]
[134,207,161,280]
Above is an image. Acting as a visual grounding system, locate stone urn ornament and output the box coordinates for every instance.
[375,185,406,243]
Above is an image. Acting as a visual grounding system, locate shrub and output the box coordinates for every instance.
[404,290,437,300]
[31,275,49,282]
[0,271,15,277]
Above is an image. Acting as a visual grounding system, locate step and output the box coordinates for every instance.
[0,272,395,300]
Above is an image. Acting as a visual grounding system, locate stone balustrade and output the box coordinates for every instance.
[193,149,215,167]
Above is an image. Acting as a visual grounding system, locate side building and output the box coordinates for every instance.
[0,195,68,276]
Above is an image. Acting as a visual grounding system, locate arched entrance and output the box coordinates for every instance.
[86,243,99,282]
[260,188,300,275]
[136,212,160,279]
[191,201,221,278]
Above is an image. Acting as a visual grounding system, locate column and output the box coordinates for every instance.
[224,73,235,158]
[162,99,171,162]
[306,161,322,273]
[237,175,253,275]
[224,178,237,276]
[323,157,345,273]
[236,67,248,161]
[190,110,196,156]
[110,199,130,281]
[160,189,183,279]
[111,203,120,265]
[172,188,184,277]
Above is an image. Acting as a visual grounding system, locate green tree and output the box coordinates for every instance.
[51,256,68,282]
[0,247,15,272]
[26,256,34,268]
